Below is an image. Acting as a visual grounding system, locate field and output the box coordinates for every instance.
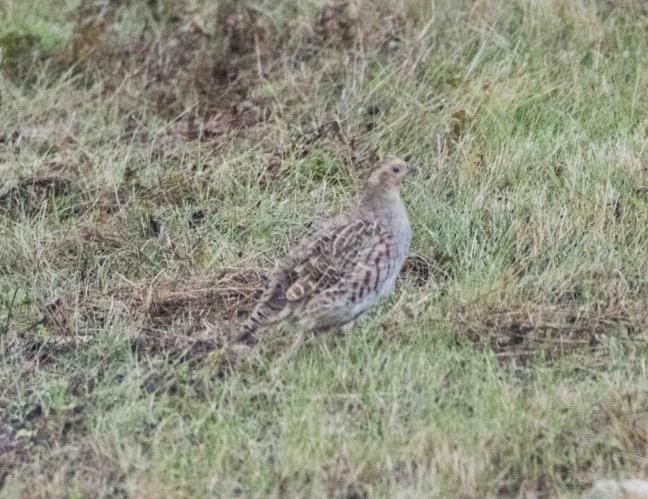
[1,0,648,497]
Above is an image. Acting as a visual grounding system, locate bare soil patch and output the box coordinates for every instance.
[457,304,643,368]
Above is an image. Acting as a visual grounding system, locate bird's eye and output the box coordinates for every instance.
[391,165,401,173]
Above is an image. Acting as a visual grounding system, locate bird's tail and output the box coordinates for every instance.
[237,267,294,345]
[237,317,266,345]
[237,298,287,345]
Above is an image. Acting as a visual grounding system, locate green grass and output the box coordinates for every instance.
[1,0,648,497]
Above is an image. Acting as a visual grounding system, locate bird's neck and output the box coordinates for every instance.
[362,188,410,236]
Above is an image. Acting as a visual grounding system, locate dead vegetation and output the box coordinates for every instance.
[129,268,265,325]
[0,164,75,216]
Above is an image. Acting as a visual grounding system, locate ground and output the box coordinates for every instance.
[1,0,648,497]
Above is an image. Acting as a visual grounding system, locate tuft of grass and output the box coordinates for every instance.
[1,0,648,497]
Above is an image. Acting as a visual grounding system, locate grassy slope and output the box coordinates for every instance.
[1,0,648,497]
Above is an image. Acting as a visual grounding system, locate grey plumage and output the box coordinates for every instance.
[239,158,413,345]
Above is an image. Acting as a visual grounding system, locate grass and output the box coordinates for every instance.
[1,0,648,497]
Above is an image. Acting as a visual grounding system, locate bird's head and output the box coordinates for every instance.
[367,157,416,191]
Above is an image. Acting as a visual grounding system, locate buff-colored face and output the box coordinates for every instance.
[368,158,414,190]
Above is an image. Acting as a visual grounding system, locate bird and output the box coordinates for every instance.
[238,157,415,345]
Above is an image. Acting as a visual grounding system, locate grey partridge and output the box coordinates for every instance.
[239,157,414,345]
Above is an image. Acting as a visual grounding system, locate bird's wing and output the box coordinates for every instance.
[282,216,396,303]
[247,215,354,316]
